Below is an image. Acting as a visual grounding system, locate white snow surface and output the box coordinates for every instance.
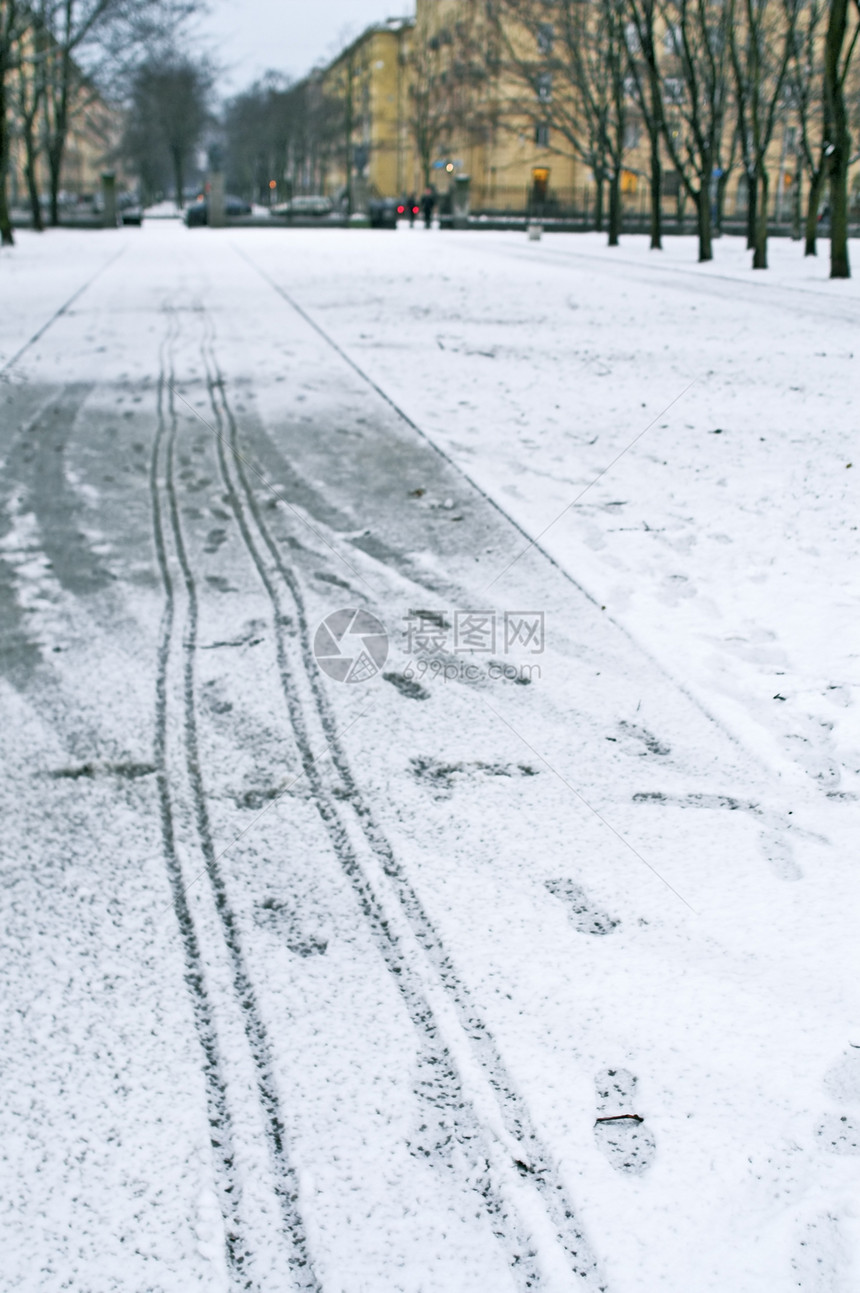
[0,223,858,1293]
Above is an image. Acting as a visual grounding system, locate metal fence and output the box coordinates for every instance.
[467,181,858,236]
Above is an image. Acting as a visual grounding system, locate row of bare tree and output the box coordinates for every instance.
[121,54,211,208]
[0,0,195,244]
[409,0,858,275]
[214,0,859,275]
[222,73,341,210]
[484,0,860,275]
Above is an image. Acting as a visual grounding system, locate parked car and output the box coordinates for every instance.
[368,197,399,229]
[270,195,335,218]
[184,194,252,226]
[224,195,253,216]
[119,194,143,226]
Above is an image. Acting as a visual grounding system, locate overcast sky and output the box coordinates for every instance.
[195,0,416,95]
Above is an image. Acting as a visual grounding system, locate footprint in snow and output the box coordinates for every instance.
[815,1114,860,1155]
[383,670,431,701]
[814,1047,860,1156]
[544,879,618,935]
[205,574,237,594]
[791,1212,850,1291]
[783,728,841,787]
[616,720,670,757]
[253,897,328,957]
[759,828,803,881]
[823,1048,860,1103]
[593,1068,656,1176]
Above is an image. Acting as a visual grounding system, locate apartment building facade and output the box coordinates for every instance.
[299,1,858,227]
[316,17,414,209]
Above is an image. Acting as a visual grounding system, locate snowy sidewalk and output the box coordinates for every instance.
[0,224,858,1293]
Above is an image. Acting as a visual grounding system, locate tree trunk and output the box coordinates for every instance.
[46,46,75,228]
[715,172,728,235]
[23,118,43,232]
[752,169,769,268]
[824,0,850,277]
[608,168,621,245]
[696,186,713,261]
[805,162,826,255]
[746,171,757,249]
[0,66,12,246]
[594,176,604,231]
[648,126,662,248]
[172,147,184,210]
[48,143,63,226]
[829,147,850,277]
[344,56,354,215]
[791,152,802,240]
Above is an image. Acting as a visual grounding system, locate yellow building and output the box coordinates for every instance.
[308,3,588,212]
[303,1,858,227]
[408,0,584,210]
[8,53,126,214]
[317,17,414,207]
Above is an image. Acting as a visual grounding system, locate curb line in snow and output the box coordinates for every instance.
[229,241,811,807]
[0,245,126,380]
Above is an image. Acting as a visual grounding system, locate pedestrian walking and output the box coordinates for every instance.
[406,193,417,227]
[421,187,436,229]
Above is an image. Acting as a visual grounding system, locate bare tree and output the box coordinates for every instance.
[0,0,33,244]
[225,74,290,205]
[223,73,347,205]
[37,0,197,225]
[729,0,796,267]
[657,0,735,261]
[40,0,116,225]
[785,0,828,254]
[407,8,488,190]
[493,0,629,243]
[122,53,210,208]
[822,0,859,276]
[14,3,50,231]
[623,0,666,247]
[408,26,455,187]
[287,78,344,198]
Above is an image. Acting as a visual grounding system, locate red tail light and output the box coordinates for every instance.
[412,206,420,214]
[397,205,405,213]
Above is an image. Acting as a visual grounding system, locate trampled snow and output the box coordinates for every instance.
[1,223,858,1292]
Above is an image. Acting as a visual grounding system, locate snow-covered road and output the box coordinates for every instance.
[1,225,858,1293]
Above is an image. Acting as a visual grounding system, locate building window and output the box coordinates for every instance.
[537,23,554,54]
[663,77,683,105]
[537,72,552,101]
[663,23,682,53]
[535,122,550,147]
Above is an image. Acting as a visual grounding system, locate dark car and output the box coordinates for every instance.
[368,197,399,229]
[118,192,143,225]
[184,195,252,226]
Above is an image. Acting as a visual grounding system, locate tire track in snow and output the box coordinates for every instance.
[201,336,606,1291]
[153,330,319,1292]
[150,343,248,1287]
